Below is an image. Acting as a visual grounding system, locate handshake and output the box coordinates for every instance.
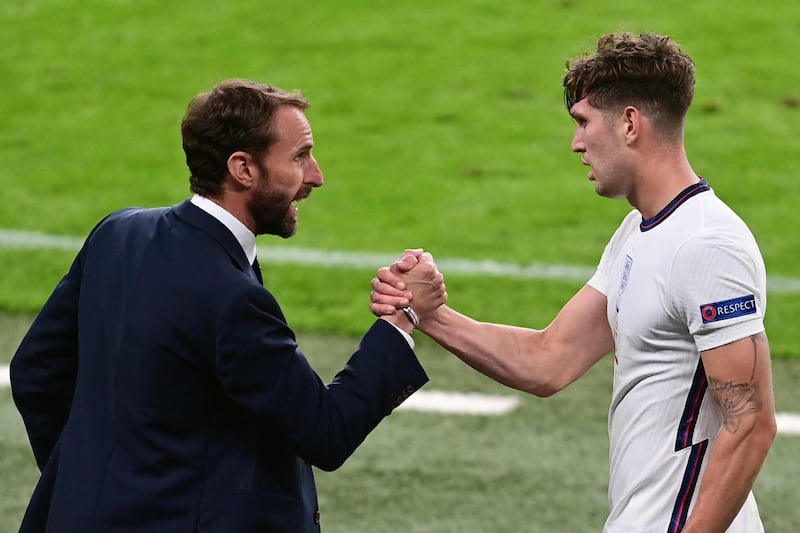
[370,249,448,333]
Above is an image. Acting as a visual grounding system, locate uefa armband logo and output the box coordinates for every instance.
[699,295,757,323]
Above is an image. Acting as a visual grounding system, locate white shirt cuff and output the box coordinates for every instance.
[387,321,415,349]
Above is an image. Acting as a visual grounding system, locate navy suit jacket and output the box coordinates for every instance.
[11,200,428,532]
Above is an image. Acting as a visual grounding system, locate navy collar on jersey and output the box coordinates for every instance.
[640,179,711,232]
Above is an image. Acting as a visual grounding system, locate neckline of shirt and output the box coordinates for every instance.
[639,179,711,232]
[189,194,258,265]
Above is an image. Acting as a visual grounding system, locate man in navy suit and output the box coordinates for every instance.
[11,79,446,532]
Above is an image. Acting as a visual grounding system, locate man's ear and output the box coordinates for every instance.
[621,106,641,144]
[226,151,256,188]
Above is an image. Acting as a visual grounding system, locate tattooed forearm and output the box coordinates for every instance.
[707,334,764,433]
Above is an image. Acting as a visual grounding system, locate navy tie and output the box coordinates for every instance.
[252,257,263,285]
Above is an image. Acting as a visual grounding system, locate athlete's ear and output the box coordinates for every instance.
[227,151,256,188]
[621,106,641,144]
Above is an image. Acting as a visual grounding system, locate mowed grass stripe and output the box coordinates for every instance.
[2,229,800,294]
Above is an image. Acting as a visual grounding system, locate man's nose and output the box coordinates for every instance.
[571,131,585,153]
[306,156,324,187]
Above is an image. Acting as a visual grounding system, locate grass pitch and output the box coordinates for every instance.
[1,0,799,530]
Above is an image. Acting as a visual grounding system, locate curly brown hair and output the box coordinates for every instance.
[563,32,695,135]
[181,79,309,197]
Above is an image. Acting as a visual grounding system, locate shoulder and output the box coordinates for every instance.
[619,209,641,231]
[688,190,758,241]
[668,224,767,319]
[88,206,172,239]
[673,192,763,269]
[603,209,640,244]
[657,191,762,268]
[588,209,640,293]
[102,206,170,225]
[599,209,640,258]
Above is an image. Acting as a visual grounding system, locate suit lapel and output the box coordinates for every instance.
[171,200,252,276]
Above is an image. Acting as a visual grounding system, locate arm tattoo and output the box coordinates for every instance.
[707,334,764,433]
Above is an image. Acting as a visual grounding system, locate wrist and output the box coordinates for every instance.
[380,311,414,335]
[400,306,420,328]
[415,304,447,333]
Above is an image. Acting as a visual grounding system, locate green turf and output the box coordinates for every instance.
[2,0,799,356]
[2,317,800,532]
[2,0,800,530]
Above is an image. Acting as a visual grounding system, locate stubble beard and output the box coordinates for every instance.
[248,180,298,238]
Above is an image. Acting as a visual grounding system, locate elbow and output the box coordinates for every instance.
[751,423,777,466]
[523,382,562,398]
[517,357,574,397]
[306,435,360,472]
[740,413,778,460]
[9,357,31,406]
[532,385,560,398]
[755,411,778,449]
[314,457,347,473]
[518,373,569,398]
[515,336,584,398]
[313,441,361,471]
[761,414,778,449]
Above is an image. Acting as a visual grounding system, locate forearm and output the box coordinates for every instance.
[419,285,613,396]
[682,417,775,532]
[419,305,562,396]
[373,261,612,395]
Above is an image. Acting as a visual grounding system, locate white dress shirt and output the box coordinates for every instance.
[188,194,414,348]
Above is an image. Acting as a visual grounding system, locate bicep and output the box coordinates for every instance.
[701,332,775,434]
[537,284,614,389]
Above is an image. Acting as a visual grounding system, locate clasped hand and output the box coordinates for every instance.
[370,249,447,327]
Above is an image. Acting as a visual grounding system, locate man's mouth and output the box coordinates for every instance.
[290,190,311,215]
[294,187,313,203]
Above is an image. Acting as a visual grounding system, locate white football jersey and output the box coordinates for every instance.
[587,181,767,532]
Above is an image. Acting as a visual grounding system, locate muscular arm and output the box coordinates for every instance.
[419,284,615,396]
[682,332,777,532]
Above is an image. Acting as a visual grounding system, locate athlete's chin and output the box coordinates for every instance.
[595,187,627,201]
[593,181,609,197]
[591,179,623,200]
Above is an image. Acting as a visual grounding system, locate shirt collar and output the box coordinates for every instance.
[190,194,257,265]
[639,179,711,232]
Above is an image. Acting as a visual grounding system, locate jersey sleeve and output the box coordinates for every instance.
[668,233,767,352]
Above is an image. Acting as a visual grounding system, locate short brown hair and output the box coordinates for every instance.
[181,79,309,197]
[563,32,695,134]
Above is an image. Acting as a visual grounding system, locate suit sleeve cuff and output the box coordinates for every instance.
[386,321,415,349]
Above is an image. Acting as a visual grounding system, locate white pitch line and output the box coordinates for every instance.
[776,413,800,436]
[1,228,799,293]
[0,229,85,251]
[397,390,520,415]
[0,364,9,387]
